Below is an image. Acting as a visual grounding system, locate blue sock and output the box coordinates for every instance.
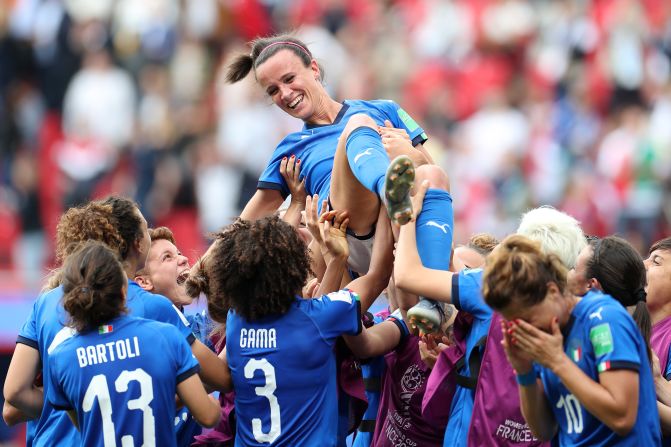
[416,189,454,272]
[345,126,389,200]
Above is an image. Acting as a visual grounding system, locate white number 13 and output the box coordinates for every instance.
[82,368,155,447]
[244,358,281,443]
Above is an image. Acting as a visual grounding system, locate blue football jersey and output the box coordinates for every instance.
[174,310,216,446]
[443,268,493,447]
[539,291,660,446]
[226,290,362,447]
[258,100,428,201]
[17,286,81,447]
[46,316,199,447]
[15,280,195,447]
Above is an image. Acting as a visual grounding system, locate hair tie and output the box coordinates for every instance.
[257,41,311,60]
[635,288,646,303]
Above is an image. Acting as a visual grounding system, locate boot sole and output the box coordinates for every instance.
[385,155,415,225]
[407,305,443,336]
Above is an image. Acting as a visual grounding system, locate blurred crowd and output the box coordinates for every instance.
[1,0,671,287]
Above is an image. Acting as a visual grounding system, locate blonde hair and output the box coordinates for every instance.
[516,206,586,269]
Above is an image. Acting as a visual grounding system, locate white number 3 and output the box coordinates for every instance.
[245,358,282,443]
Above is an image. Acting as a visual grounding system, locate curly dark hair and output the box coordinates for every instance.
[45,202,126,291]
[55,202,124,264]
[62,241,128,332]
[99,196,144,261]
[203,216,311,322]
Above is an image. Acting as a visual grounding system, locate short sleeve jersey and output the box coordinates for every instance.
[17,286,81,447]
[539,291,660,446]
[443,268,493,447]
[257,100,428,200]
[16,280,195,446]
[226,290,362,447]
[46,316,199,447]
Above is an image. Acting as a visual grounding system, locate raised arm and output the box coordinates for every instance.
[356,205,394,313]
[345,319,405,359]
[314,209,350,297]
[394,181,454,302]
[500,320,557,440]
[279,155,306,228]
[317,213,401,358]
[191,339,232,393]
[240,188,285,220]
[304,195,329,283]
[177,374,221,428]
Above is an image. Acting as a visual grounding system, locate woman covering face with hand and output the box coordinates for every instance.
[483,235,660,446]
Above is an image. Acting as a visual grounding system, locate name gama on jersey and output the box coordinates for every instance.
[239,328,277,349]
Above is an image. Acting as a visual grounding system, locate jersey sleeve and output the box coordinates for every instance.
[386,309,410,345]
[588,304,642,373]
[165,325,200,384]
[257,140,293,197]
[46,355,72,411]
[306,289,362,342]
[665,345,671,380]
[383,101,428,147]
[17,300,38,349]
[145,294,196,345]
[451,269,493,321]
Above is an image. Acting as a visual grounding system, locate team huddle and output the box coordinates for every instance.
[3,35,671,447]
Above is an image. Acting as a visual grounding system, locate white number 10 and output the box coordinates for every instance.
[556,393,583,434]
[244,358,282,443]
[82,368,155,446]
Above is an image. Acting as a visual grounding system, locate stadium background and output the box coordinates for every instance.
[0,0,670,444]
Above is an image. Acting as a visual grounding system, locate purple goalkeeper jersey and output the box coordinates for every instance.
[372,334,444,447]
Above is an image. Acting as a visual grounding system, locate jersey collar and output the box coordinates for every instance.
[304,102,349,129]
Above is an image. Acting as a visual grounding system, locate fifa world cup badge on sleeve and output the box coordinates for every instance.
[397,108,419,132]
[590,323,614,356]
[327,289,359,304]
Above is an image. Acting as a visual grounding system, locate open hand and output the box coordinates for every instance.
[304,194,328,246]
[379,120,414,161]
[510,318,566,372]
[419,333,451,369]
[410,179,429,218]
[501,320,534,374]
[280,155,306,205]
[320,209,350,259]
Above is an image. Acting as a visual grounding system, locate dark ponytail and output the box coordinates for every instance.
[225,34,318,84]
[587,236,652,362]
[62,241,127,332]
[225,54,254,84]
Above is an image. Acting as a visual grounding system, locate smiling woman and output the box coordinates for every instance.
[225,33,442,252]
[225,34,455,336]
